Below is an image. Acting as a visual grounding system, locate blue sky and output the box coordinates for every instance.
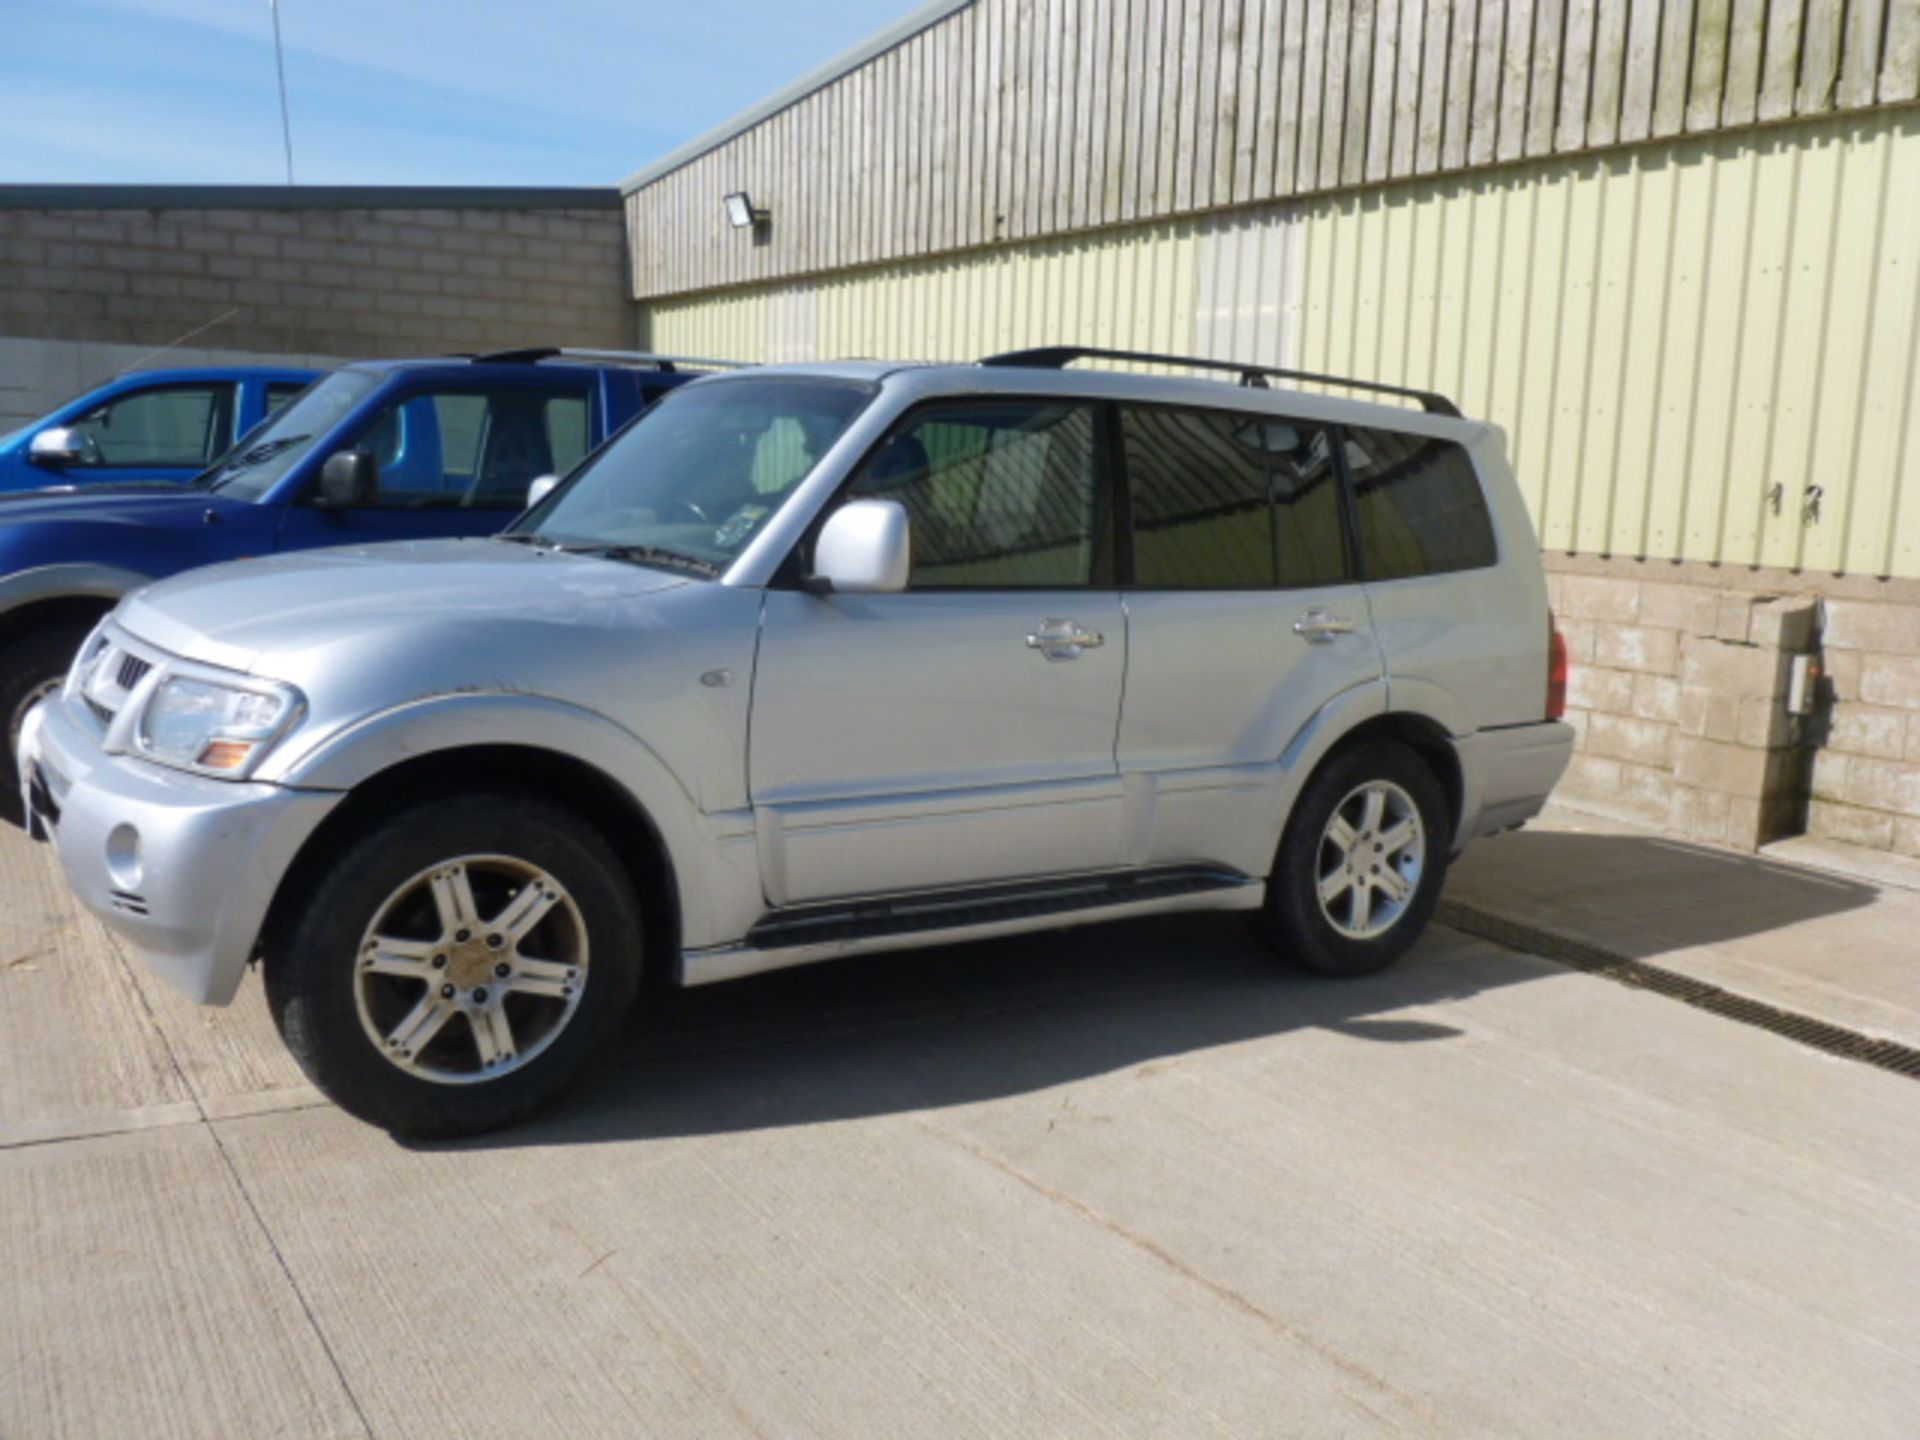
[0,0,915,186]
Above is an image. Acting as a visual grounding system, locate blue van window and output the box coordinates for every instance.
[67,384,234,468]
[350,388,593,511]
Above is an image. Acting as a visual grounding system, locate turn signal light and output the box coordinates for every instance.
[1546,613,1570,721]
[196,739,257,772]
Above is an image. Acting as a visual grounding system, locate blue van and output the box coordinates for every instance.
[0,367,319,493]
[0,349,721,819]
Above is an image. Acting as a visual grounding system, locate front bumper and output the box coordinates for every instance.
[21,694,341,1004]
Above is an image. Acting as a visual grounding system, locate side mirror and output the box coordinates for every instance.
[28,427,82,467]
[316,450,379,509]
[807,499,910,594]
[526,474,559,508]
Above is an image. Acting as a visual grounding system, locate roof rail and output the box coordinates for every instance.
[978,346,1461,417]
[468,347,747,372]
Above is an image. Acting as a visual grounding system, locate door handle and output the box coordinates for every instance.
[1292,609,1356,643]
[1025,618,1105,660]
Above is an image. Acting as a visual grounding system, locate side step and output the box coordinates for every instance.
[746,865,1257,951]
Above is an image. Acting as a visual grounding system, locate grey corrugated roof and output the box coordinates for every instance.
[620,0,976,194]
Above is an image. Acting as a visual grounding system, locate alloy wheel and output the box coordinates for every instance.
[1315,779,1426,941]
[353,854,590,1084]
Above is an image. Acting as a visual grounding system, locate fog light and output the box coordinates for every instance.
[106,824,143,891]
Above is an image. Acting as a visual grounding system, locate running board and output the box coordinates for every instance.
[682,865,1263,987]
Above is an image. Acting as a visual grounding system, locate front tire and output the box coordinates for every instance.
[1,620,95,829]
[1253,741,1449,976]
[265,792,642,1137]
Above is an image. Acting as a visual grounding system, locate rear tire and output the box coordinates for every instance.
[265,791,642,1137]
[1253,740,1449,977]
[1,621,95,829]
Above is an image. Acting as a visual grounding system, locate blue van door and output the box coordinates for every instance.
[49,380,242,487]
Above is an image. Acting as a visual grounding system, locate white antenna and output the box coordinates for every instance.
[270,0,295,185]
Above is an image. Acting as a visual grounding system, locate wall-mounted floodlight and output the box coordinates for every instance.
[724,191,769,229]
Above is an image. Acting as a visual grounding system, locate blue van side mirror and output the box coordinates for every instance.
[28,427,84,467]
[316,450,379,509]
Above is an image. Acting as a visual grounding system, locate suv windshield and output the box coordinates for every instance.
[203,369,380,500]
[514,376,873,569]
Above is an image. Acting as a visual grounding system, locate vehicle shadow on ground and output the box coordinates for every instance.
[1444,826,1880,959]
[435,828,1880,1153]
[429,913,1498,1153]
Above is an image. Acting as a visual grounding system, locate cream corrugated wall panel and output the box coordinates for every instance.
[643,113,1920,578]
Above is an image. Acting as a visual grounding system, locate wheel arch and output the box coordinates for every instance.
[0,564,146,648]
[0,592,121,654]
[260,744,682,990]
[1312,712,1465,847]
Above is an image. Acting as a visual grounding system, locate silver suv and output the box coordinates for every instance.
[19,349,1573,1135]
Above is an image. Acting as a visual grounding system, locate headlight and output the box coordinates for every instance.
[136,676,303,776]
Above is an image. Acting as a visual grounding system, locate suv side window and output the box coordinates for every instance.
[847,400,1104,588]
[1120,404,1350,588]
[1342,427,1497,580]
[66,383,235,468]
[348,388,589,509]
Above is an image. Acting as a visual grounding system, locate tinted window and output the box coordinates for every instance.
[67,384,233,467]
[546,394,590,476]
[848,401,1102,588]
[348,388,590,510]
[1122,405,1350,588]
[1342,428,1497,580]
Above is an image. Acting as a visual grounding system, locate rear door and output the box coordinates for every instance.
[750,397,1127,905]
[1340,425,1522,730]
[1113,402,1380,872]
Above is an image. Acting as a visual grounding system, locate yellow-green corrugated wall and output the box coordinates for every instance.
[643,110,1920,579]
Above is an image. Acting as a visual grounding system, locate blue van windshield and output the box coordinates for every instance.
[205,370,380,501]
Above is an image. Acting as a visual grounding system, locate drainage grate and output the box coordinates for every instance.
[1437,900,1920,1083]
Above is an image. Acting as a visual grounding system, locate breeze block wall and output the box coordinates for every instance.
[1550,557,1920,860]
[1810,600,1920,854]
[0,184,635,427]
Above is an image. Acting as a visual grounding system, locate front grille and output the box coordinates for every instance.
[77,637,159,731]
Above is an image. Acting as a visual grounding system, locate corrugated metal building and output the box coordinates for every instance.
[620,0,1920,858]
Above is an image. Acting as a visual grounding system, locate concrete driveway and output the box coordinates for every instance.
[2,820,1915,1439]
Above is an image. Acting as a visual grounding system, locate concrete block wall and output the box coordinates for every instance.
[1810,600,1920,856]
[1549,557,1920,859]
[0,186,635,406]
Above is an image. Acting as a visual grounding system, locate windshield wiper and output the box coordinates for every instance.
[575,543,721,578]
[202,433,311,487]
[495,531,559,548]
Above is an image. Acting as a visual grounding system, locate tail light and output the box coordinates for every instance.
[1546,612,1570,721]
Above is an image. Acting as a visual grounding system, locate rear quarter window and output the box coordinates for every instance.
[1342,428,1497,580]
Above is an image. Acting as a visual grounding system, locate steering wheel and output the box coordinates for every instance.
[668,497,712,525]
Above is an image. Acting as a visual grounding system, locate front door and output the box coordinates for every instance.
[1112,403,1380,874]
[58,380,239,486]
[750,397,1125,906]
